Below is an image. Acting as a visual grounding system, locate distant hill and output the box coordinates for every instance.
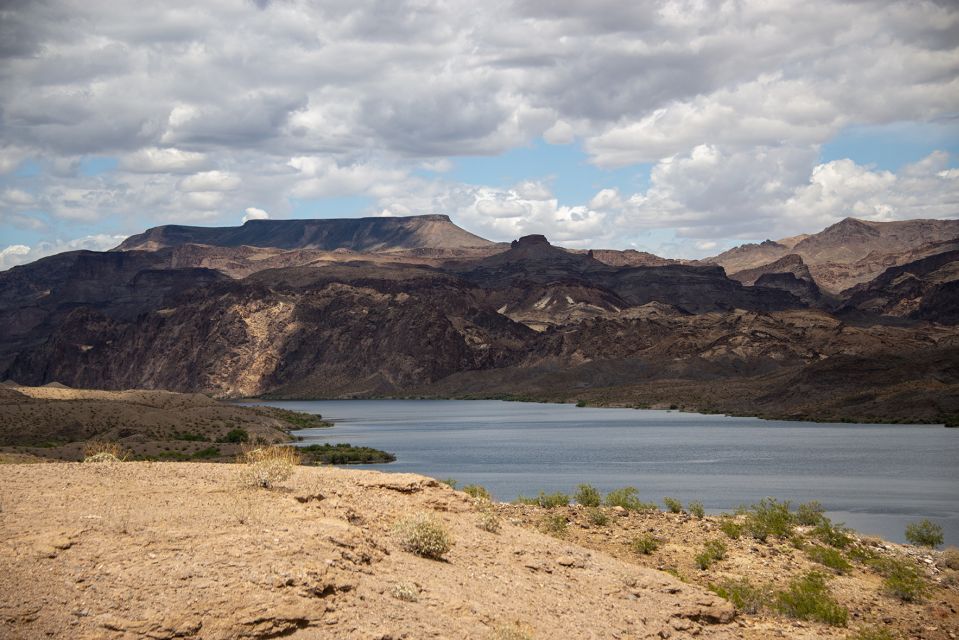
[707,218,959,292]
[116,214,494,253]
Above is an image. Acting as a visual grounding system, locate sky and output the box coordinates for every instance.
[1,0,958,270]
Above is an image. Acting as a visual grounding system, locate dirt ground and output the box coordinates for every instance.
[1,462,955,639]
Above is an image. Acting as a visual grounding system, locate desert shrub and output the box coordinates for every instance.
[688,501,705,519]
[941,546,959,570]
[806,546,852,574]
[849,626,899,640]
[536,492,570,508]
[174,431,208,442]
[394,512,454,560]
[719,517,744,539]
[440,478,458,489]
[238,445,300,489]
[746,498,794,541]
[663,497,683,514]
[695,539,727,570]
[477,505,501,533]
[491,622,533,640]
[222,428,249,444]
[942,571,959,589]
[587,508,609,527]
[631,534,660,555]
[847,544,880,564]
[191,446,221,459]
[605,487,657,512]
[82,440,128,463]
[390,582,419,602]
[575,400,587,408]
[462,484,492,501]
[541,513,567,537]
[574,484,601,507]
[904,519,944,548]
[774,571,848,626]
[709,578,769,613]
[813,519,853,549]
[795,501,826,526]
[880,558,926,602]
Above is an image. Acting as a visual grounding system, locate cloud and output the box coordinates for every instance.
[0,234,128,271]
[118,148,209,173]
[242,207,269,223]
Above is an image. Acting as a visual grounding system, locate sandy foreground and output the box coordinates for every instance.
[0,461,953,639]
[0,461,790,640]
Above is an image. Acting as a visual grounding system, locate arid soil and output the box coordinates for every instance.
[2,462,955,639]
[2,462,746,640]
[501,503,959,640]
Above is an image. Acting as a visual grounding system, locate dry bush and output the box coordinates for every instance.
[940,546,959,570]
[477,504,502,533]
[394,511,454,559]
[238,445,301,489]
[491,622,533,640]
[390,582,420,602]
[83,440,128,463]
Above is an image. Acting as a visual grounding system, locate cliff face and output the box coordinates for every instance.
[3,216,959,421]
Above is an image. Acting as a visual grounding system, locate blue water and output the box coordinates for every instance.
[249,399,959,545]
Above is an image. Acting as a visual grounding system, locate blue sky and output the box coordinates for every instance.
[1,1,958,268]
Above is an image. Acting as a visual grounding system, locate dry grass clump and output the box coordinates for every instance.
[476,504,502,533]
[238,445,300,489]
[394,511,454,560]
[390,582,420,602]
[491,622,533,640]
[941,546,959,570]
[83,440,128,463]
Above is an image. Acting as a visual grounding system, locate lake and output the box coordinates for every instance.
[249,399,959,545]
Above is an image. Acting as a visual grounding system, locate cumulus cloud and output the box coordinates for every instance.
[0,234,128,271]
[0,0,956,257]
[242,207,269,223]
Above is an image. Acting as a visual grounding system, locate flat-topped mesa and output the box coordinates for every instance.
[115,214,493,253]
[511,234,550,248]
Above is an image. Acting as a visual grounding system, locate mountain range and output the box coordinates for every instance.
[1,214,957,424]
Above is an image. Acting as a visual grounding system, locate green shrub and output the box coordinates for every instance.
[849,626,899,640]
[695,539,727,570]
[774,571,848,626]
[795,501,826,526]
[574,484,601,507]
[587,507,609,526]
[879,558,926,602]
[605,487,657,512]
[191,446,221,459]
[463,484,492,501]
[688,501,705,519]
[813,519,853,549]
[174,431,209,442]
[631,534,660,555]
[394,512,454,560]
[904,519,944,548]
[541,513,568,537]
[222,428,248,443]
[575,400,587,407]
[518,491,569,508]
[719,517,744,539]
[709,578,768,613]
[746,498,794,541]
[663,497,683,514]
[440,478,458,489]
[806,545,852,574]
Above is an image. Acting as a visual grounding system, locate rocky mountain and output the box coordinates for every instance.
[117,214,496,253]
[2,214,958,424]
[707,218,959,292]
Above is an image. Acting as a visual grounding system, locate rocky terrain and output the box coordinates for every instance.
[1,214,957,424]
[3,461,954,639]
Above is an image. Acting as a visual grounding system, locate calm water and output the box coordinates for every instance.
[250,399,959,545]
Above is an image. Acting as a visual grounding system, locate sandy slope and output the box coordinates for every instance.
[0,462,755,640]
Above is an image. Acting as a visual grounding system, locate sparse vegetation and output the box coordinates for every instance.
[774,571,848,626]
[477,504,501,533]
[221,428,249,443]
[574,484,601,507]
[719,517,744,539]
[604,487,656,512]
[587,508,609,527]
[462,484,492,501]
[904,519,943,548]
[745,498,794,541]
[394,511,454,560]
[688,501,705,519]
[238,445,300,489]
[663,497,682,513]
[299,443,395,465]
[849,626,899,640]
[390,582,420,602]
[941,546,959,570]
[491,622,533,640]
[440,478,458,489]
[795,501,826,526]
[695,539,727,570]
[631,534,660,555]
[540,513,568,537]
[82,440,127,463]
[253,407,332,430]
[709,577,768,613]
[806,545,852,574]
[517,491,569,508]
[877,557,927,602]
[813,519,853,549]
